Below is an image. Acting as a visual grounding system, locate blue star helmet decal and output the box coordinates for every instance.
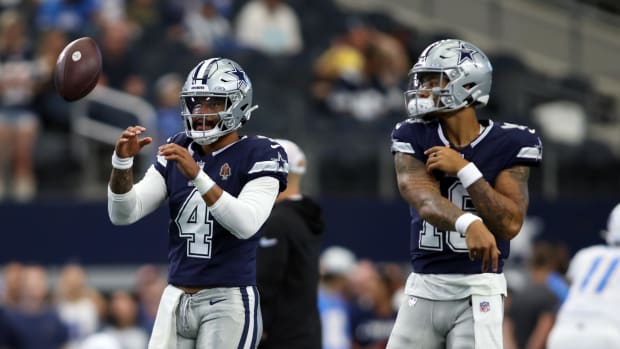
[226,67,246,82]
[223,66,248,90]
[454,43,478,64]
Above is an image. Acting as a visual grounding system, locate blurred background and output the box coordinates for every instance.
[0,0,618,348]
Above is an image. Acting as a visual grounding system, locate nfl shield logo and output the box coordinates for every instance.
[479,301,490,313]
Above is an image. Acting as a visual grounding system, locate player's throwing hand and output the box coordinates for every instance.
[114,125,152,158]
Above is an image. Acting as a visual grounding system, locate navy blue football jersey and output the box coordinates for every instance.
[154,134,288,287]
[391,119,542,274]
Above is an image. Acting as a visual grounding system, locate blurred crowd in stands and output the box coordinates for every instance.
[0,240,573,349]
[0,0,617,202]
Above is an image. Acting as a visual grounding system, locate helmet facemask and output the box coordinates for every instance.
[181,92,245,145]
[405,71,454,120]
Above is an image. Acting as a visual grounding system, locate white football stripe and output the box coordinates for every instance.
[517,146,541,160]
[391,141,415,154]
[248,160,288,174]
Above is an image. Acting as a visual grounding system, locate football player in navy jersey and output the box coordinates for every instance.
[386,39,542,349]
[107,58,288,349]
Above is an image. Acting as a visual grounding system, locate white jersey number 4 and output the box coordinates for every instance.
[175,189,214,259]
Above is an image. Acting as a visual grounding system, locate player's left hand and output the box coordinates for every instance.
[424,146,469,175]
[158,144,201,179]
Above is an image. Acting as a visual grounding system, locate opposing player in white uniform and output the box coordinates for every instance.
[387,39,542,349]
[547,203,620,349]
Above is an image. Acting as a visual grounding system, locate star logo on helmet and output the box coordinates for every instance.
[225,67,246,83]
[455,43,477,64]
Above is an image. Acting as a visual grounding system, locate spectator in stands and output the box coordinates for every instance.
[99,19,146,97]
[1,262,23,307]
[54,263,100,349]
[235,0,303,56]
[125,0,160,35]
[508,241,561,349]
[318,246,357,349]
[183,0,237,56]
[153,72,184,144]
[3,265,69,349]
[35,0,101,37]
[33,29,70,131]
[312,18,408,123]
[0,10,41,202]
[104,290,148,349]
[349,261,398,349]
[133,264,166,334]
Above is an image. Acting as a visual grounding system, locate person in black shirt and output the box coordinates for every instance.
[257,139,324,349]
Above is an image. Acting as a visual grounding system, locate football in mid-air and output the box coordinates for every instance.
[54,37,102,102]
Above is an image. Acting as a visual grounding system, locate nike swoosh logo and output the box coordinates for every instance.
[210,298,226,305]
[259,237,278,247]
[270,144,281,149]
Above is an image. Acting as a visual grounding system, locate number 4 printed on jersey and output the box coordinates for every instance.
[176,189,214,258]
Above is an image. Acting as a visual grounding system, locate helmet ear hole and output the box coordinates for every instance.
[240,103,248,111]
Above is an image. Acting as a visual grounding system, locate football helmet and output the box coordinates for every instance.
[404,39,492,119]
[180,58,258,145]
[605,203,620,245]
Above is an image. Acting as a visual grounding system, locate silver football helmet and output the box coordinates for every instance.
[180,58,258,145]
[404,39,492,119]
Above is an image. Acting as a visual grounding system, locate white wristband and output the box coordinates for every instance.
[193,171,215,195]
[112,152,134,170]
[457,162,483,188]
[455,213,482,235]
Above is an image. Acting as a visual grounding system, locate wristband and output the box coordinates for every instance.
[457,162,483,188]
[193,171,215,195]
[112,152,134,170]
[455,213,482,235]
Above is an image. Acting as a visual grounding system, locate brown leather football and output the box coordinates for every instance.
[54,37,102,102]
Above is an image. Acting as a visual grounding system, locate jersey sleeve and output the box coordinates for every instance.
[245,137,288,193]
[502,123,543,168]
[390,120,426,162]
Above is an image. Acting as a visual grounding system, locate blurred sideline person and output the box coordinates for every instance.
[319,246,357,349]
[107,57,288,349]
[507,242,560,349]
[546,203,620,349]
[387,39,543,349]
[257,138,324,349]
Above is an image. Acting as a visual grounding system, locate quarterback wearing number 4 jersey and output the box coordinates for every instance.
[108,58,287,349]
[387,39,542,349]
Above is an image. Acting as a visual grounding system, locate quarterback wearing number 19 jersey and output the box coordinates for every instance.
[391,118,542,275]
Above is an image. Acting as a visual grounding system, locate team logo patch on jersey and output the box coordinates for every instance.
[220,163,231,180]
[479,301,490,313]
